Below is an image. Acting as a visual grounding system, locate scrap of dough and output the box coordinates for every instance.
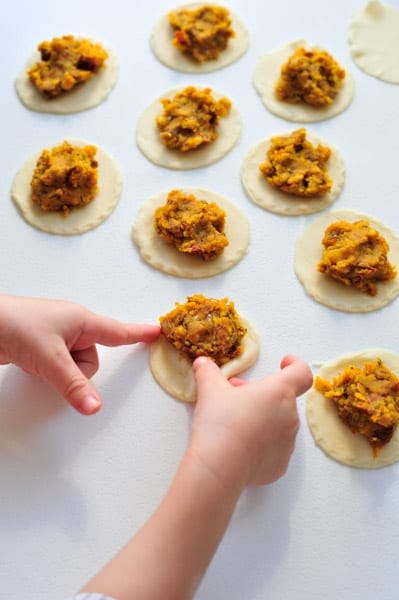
[132,187,250,278]
[150,2,249,73]
[253,40,355,123]
[15,41,119,114]
[294,208,399,312]
[348,0,399,84]
[149,315,260,402]
[307,348,399,469]
[135,86,241,170]
[241,132,345,216]
[11,139,122,235]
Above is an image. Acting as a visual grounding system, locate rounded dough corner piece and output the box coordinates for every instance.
[241,131,345,216]
[252,40,355,123]
[348,0,399,84]
[294,208,399,313]
[132,187,250,278]
[149,315,260,402]
[307,348,399,469]
[15,41,119,114]
[11,139,122,235]
[150,2,249,74]
[135,86,242,170]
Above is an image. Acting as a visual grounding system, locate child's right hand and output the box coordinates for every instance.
[189,355,313,488]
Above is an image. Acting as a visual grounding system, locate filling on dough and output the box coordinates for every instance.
[160,294,246,366]
[27,35,108,98]
[259,128,332,197]
[30,141,98,215]
[156,86,231,152]
[317,220,396,296]
[154,189,228,260]
[315,359,399,456]
[168,5,234,62]
[275,47,346,107]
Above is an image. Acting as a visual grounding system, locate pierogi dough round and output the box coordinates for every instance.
[149,315,260,402]
[135,86,241,170]
[11,139,122,235]
[253,40,355,123]
[132,187,250,278]
[150,2,249,73]
[15,40,119,114]
[294,208,399,312]
[241,132,345,216]
[307,349,399,469]
[348,0,399,84]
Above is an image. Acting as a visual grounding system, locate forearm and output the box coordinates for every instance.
[80,446,248,600]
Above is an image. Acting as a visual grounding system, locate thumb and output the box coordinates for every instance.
[192,356,229,401]
[39,345,102,416]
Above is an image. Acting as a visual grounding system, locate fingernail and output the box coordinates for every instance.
[82,395,101,414]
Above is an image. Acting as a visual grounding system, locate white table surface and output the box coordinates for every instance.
[1,1,399,598]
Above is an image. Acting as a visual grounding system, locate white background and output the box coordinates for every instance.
[1,1,399,599]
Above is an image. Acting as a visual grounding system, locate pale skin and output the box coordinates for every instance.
[0,294,160,415]
[0,294,313,599]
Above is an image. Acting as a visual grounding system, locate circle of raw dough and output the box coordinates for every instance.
[135,86,242,170]
[149,315,260,402]
[348,0,399,84]
[307,348,399,469]
[241,131,345,216]
[15,40,119,114]
[253,40,355,123]
[132,187,250,278]
[150,2,249,73]
[294,208,399,312]
[11,139,122,235]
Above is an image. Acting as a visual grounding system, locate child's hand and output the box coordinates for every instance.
[0,295,160,415]
[189,355,313,487]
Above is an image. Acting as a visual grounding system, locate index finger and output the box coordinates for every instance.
[81,314,161,347]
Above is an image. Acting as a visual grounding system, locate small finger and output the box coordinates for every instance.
[228,377,249,387]
[279,356,313,396]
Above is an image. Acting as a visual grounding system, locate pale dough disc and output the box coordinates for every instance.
[150,2,249,73]
[294,208,399,312]
[135,86,241,170]
[307,348,399,469]
[149,315,260,402]
[241,132,345,216]
[11,139,122,235]
[132,187,250,278]
[15,40,119,114]
[253,40,355,123]
[348,0,399,84]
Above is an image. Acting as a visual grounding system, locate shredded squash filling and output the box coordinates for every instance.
[28,35,108,98]
[156,85,231,152]
[30,141,98,215]
[275,47,345,107]
[259,128,332,197]
[315,360,399,455]
[160,294,246,366]
[318,220,396,295]
[154,189,228,260]
[168,5,234,63]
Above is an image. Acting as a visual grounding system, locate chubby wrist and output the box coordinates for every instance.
[185,427,254,495]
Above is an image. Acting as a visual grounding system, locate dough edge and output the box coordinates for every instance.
[135,86,242,170]
[132,187,250,278]
[253,39,355,123]
[151,2,249,73]
[241,131,345,216]
[11,138,122,235]
[307,348,399,469]
[149,315,260,402]
[294,208,399,312]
